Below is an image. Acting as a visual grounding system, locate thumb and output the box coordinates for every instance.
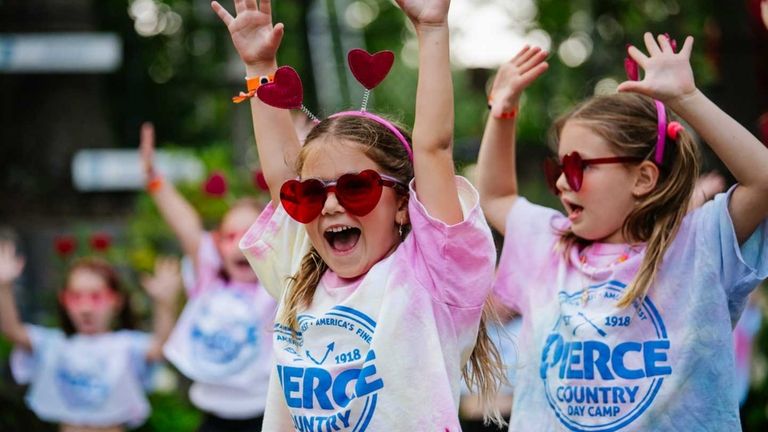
[616,80,645,94]
[272,23,285,46]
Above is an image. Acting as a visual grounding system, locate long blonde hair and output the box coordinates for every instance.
[280,114,506,426]
[552,93,700,308]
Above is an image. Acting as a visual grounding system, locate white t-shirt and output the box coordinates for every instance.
[494,189,768,432]
[240,177,496,431]
[11,326,153,428]
[163,233,276,418]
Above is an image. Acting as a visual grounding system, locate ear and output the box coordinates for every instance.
[632,160,660,198]
[396,194,410,226]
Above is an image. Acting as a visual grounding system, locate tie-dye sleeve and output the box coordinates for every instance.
[10,325,63,384]
[401,176,497,308]
[493,198,568,314]
[692,186,768,321]
[239,202,312,301]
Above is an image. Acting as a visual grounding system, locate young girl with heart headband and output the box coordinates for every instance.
[139,123,277,432]
[211,0,505,429]
[478,35,768,431]
[0,238,181,431]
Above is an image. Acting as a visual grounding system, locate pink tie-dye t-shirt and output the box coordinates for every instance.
[494,189,768,432]
[240,177,495,431]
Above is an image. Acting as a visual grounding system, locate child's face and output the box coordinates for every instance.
[555,121,639,243]
[300,140,408,279]
[216,206,261,283]
[60,268,122,335]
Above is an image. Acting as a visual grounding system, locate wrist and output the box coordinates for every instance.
[245,61,278,77]
[666,88,701,112]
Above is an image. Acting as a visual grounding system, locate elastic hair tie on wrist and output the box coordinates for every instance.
[147,176,164,193]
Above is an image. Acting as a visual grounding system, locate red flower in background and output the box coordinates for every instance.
[203,172,228,197]
[759,113,768,147]
[253,170,269,192]
[54,235,76,257]
[89,232,111,252]
[663,33,678,52]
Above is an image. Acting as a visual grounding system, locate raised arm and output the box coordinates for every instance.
[477,46,548,233]
[140,122,203,259]
[212,0,300,204]
[140,256,182,362]
[620,33,768,243]
[0,240,30,351]
[391,0,462,224]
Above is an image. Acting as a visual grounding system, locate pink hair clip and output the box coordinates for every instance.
[250,48,413,161]
[667,121,684,140]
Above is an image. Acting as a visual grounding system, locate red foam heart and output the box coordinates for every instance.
[256,66,303,109]
[348,49,394,90]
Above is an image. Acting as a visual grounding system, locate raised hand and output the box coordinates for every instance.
[211,0,284,68]
[0,240,24,288]
[139,122,156,178]
[141,256,182,308]
[394,0,450,28]
[488,45,549,119]
[617,32,696,103]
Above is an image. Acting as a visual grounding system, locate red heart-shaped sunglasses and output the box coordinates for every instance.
[280,170,406,223]
[543,152,643,195]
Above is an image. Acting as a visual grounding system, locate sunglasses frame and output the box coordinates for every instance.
[543,152,643,195]
[280,169,406,223]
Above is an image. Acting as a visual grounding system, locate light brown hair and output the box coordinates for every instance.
[281,114,506,425]
[551,93,700,308]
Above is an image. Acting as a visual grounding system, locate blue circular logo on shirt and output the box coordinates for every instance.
[275,306,383,431]
[539,280,671,432]
[190,290,261,376]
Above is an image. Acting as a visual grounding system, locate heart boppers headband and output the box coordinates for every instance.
[233,49,413,161]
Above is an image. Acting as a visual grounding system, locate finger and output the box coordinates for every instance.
[258,0,272,15]
[680,36,694,58]
[234,0,247,13]
[511,45,531,62]
[643,32,662,56]
[657,34,673,52]
[15,257,26,274]
[514,45,540,67]
[211,1,234,26]
[626,45,650,68]
[519,50,548,74]
[271,22,285,47]
[519,61,549,85]
[616,80,650,96]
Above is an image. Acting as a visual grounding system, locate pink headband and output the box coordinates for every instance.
[329,111,414,161]
[654,99,667,165]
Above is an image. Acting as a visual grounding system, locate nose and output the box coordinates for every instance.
[320,190,345,216]
[555,171,571,194]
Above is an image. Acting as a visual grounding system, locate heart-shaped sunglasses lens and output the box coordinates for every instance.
[562,152,584,191]
[543,158,563,195]
[280,178,327,223]
[336,170,384,217]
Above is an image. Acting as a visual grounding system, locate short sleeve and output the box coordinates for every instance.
[693,186,768,316]
[400,176,496,308]
[240,202,312,300]
[10,325,63,384]
[189,232,223,298]
[121,330,155,390]
[493,198,567,313]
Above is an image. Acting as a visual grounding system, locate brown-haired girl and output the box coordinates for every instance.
[478,36,768,431]
[0,241,180,432]
[212,0,505,429]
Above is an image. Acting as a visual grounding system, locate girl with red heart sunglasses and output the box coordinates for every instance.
[0,241,181,431]
[478,35,768,431]
[214,0,505,429]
